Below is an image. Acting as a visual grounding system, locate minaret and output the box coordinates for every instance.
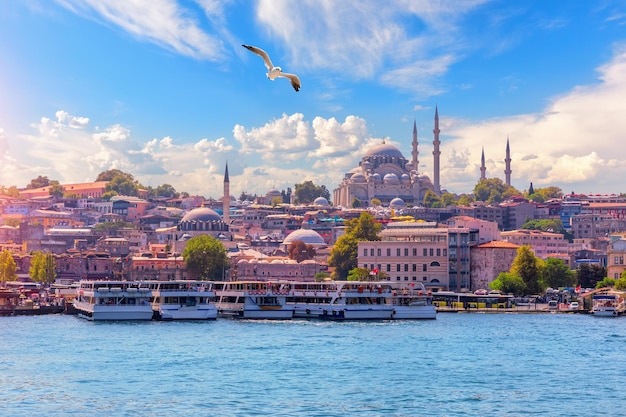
[432,106,441,194]
[480,147,486,180]
[223,162,230,224]
[412,119,419,172]
[504,137,512,186]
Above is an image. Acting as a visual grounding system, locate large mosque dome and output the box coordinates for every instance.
[181,207,222,222]
[364,143,404,158]
[282,229,326,246]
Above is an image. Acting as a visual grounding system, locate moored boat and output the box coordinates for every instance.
[148,280,217,320]
[74,280,153,321]
[591,293,626,317]
[385,283,437,320]
[214,281,293,319]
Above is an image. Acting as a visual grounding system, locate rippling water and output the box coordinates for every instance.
[1,313,624,417]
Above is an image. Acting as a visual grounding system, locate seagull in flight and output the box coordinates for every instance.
[242,44,301,92]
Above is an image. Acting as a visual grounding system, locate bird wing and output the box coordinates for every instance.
[277,72,301,92]
[242,44,273,70]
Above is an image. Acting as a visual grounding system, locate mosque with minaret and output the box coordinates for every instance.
[333,107,443,208]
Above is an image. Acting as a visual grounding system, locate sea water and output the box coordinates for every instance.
[1,313,625,417]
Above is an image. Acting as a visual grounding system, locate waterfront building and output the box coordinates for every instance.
[470,241,520,291]
[444,215,500,244]
[357,221,449,290]
[500,229,570,259]
[607,233,626,279]
[570,214,626,239]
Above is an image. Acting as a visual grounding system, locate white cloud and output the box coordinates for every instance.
[254,0,488,95]
[55,0,225,60]
[442,43,626,194]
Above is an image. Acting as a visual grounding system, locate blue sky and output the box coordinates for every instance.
[1,0,626,200]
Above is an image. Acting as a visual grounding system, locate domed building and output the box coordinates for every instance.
[333,115,441,208]
[282,228,326,248]
[177,207,229,236]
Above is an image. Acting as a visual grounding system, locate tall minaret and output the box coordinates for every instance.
[411,119,419,172]
[432,106,441,194]
[480,147,486,180]
[223,162,230,224]
[504,137,512,186]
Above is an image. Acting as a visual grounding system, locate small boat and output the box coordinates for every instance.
[214,281,293,319]
[148,280,217,320]
[591,293,626,317]
[385,284,437,320]
[74,280,153,321]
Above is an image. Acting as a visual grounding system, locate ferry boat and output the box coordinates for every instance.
[283,281,396,320]
[591,293,626,317]
[214,281,293,319]
[73,280,153,321]
[385,283,437,320]
[148,280,217,320]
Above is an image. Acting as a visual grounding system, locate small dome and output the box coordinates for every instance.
[390,197,406,208]
[266,189,281,197]
[181,207,222,222]
[383,173,399,183]
[283,229,326,246]
[364,143,404,158]
[350,173,366,183]
[400,174,410,182]
[371,173,381,180]
[314,196,330,206]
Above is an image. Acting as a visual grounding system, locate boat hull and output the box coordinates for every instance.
[74,302,153,321]
[157,305,218,320]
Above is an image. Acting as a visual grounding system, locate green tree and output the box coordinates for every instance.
[536,186,563,200]
[423,190,441,208]
[489,272,526,295]
[351,197,362,208]
[0,250,17,283]
[314,271,330,281]
[521,219,574,242]
[511,245,544,295]
[541,258,576,288]
[614,277,626,290]
[287,240,315,262]
[457,194,472,206]
[27,175,51,189]
[347,267,371,281]
[182,235,228,280]
[596,277,616,289]
[371,198,382,207]
[328,234,358,280]
[49,180,64,198]
[93,221,133,235]
[29,251,56,284]
[440,192,457,207]
[0,185,20,198]
[97,169,139,196]
[152,183,179,199]
[271,196,283,207]
[329,212,381,279]
[294,180,330,204]
[577,263,607,289]
[473,178,521,203]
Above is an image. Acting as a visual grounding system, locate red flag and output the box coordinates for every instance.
[575,285,581,293]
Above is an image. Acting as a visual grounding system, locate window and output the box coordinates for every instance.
[429,248,434,256]
[396,264,401,272]
[370,248,374,256]
[423,264,427,272]
[386,264,391,272]
[423,248,427,256]
[436,248,441,256]
[387,249,391,256]
[364,248,368,256]
[413,248,417,256]
[412,264,417,272]
[404,264,408,272]
[404,248,409,257]
[377,248,381,256]
[397,248,401,256]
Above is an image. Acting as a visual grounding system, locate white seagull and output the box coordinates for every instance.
[242,44,301,92]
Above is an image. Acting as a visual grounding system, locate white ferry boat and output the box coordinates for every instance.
[591,293,626,317]
[283,281,436,320]
[148,280,217,320]
[74,280,153,321]
[214,281,293,319]
[385,283,437,320]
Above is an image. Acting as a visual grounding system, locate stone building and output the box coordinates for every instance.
[470,241,520,291]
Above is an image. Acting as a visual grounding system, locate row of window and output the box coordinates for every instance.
[363,262,441,273]
[363,248,447,257]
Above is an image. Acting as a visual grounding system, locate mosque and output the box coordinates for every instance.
[333,107,443,208]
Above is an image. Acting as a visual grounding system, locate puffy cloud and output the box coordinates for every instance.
[442,44,626,194]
